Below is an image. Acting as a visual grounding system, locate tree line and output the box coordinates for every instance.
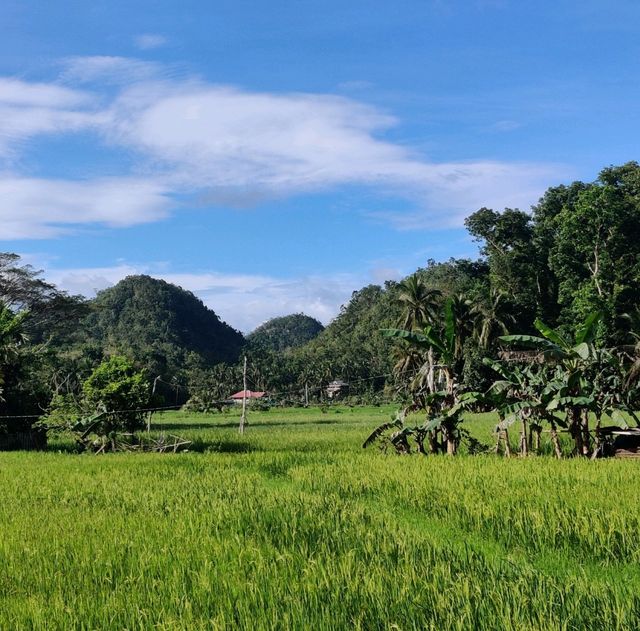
[1,162,640,448]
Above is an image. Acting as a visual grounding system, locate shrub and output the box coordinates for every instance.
[82,356,150,432]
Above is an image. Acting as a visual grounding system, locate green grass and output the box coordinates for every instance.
[1,405,639,629]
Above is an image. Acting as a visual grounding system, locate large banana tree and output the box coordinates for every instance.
[484,358,578,457]
[497,314,599,455]
[496,312,638,456]
[367,297,478,455]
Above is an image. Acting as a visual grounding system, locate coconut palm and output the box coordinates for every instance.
[472,289,515,349]
[396,274,441,331]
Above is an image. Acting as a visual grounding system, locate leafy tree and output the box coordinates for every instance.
[465,208,538,330]
[82,356,150,433]
[548,163,640,341]
[0,304,27,412]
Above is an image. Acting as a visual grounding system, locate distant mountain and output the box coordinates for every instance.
[247,314,324,352]
[82,275,244,378]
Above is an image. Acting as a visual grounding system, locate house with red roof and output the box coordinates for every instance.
[229,390,266,404]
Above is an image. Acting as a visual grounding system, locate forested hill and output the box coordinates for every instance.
[82,275,244,378]
[247,314,324,352]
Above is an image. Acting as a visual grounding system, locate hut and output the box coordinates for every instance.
[326,380,349,399]
[229,390,266,405]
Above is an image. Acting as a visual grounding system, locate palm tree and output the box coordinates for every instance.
[472,289,515,349]
[381,296,480,455]
[396,274,441,331]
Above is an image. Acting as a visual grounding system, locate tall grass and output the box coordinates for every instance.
[1,406,639,629]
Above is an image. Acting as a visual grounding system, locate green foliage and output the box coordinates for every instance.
[82,275,244,386]
[82,356,150,432]
[247,313,324,352]
[467,162,640,341]
[253,283,403,396]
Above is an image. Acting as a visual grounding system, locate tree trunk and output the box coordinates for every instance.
[568,408,582,456]
[520,417,528,456]
[591,415,602,460]
[428,429,439,454]
[580,409,591,456]
[443,425,456,455]
[426,348,435,394]
[550,422,562,459]
[503,429,511,458]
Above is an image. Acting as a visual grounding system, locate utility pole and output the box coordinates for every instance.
[239,356,247,434]
[147,375,161,433]
[304,382,309,407]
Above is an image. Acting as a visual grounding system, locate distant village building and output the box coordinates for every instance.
[229,390,266,404]
[326,380,349,399]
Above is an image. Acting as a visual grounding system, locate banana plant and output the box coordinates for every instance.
[371,297,478,455]
[484,358,574,457]
[498,313,601,456]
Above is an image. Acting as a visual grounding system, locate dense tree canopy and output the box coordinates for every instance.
[466,161,640,342]
[247,314,324,352]
[82,275,245,381]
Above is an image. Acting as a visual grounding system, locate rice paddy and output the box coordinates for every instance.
[1,405,639,629]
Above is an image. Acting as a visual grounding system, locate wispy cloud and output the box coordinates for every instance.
[0,56,568,239]
[60,55,165,85]
[133,34,167,50]
[0,78,100,159]
[0,176,172,238]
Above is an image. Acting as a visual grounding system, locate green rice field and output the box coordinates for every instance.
[1,405,639,629]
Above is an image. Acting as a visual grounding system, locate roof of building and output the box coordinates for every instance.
[230,390,266,399]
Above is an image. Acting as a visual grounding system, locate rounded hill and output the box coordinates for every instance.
[247,314,324,352]
[83,275,244,376]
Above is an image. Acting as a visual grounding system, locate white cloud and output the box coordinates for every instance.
[0,176,172,238]
[371,160,564,229]
[134,34,168,50]
[45,263,362,332]
[102,78,566,220]
[0,57,570,237]
[0,78,100,158]
[60,56,164,85]
[0,78,91,108]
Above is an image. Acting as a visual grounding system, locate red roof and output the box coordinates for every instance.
[230,390,266,399]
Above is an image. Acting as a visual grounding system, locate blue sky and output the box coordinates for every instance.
[1,0,639,331]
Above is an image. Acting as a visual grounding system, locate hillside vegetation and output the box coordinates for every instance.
[83,275,244,378]
[247,314,324,352]
[2,162,640,431]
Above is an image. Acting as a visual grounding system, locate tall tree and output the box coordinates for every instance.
[396,274,441,331]
[464,208,538,330]
[548,163,640,341]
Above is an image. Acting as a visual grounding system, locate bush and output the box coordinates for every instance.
[82,356,150,432]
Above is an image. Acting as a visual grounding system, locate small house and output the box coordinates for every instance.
[229,390,266,404]
[326,380,349,399]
